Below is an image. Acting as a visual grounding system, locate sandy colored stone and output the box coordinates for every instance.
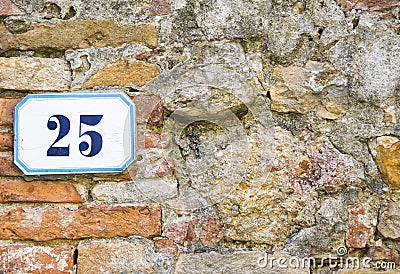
[270,61,348,118]
[0,0,24,17]
[0,20,157,54]
[0,57,70,91]
[0,156,21,176]
[219,127,361,244]
[0,180,87,203]
[0,98,21,126]
[0,245,73,274]
[270,65,319,114]
[0,132,13,152]
[0,204,161,241]
[375,137,400,189]
[82,60,159,88]
[77,240,155,274]
[377,202,400,239]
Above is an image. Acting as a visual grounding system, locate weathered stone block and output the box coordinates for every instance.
[270,61,348,119]
[378,202,400,239]
[374,136,400,189]
[0,20,157,54]
[0,57,70,91]
[82,60,159,88]
[77,240,155,274]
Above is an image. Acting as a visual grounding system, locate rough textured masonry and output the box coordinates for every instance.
[0,0,400,273]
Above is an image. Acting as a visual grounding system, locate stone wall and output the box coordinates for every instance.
[0,0,400,273]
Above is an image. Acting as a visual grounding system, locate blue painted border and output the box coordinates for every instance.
[14,91,136,175]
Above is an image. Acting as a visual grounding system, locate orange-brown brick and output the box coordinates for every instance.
[0,132,13,152]
[0,204,161,241]
[0,98,21,126]
[0,156,21,176]
[0,245,74,274]
[0,180,87,203]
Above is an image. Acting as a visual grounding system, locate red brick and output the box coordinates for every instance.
[135,50,163,61]
[145,157,175,178]
[143,0,172,16]
[368,246,400,265]
[0,98,21,126]
[163,219,199,245]
[337,0,400,11]
[0,156,21,176]
[0,132,13,152]
[200,217,224,246]
[346,204,374,248]
[138,131,170,149]
[0,245,73,274]
[0,0,24,17]
[0,180,87,203]
[131,95,163,125]
[155,239,179,257]
[94,171,135,181]
[0,204,161,241]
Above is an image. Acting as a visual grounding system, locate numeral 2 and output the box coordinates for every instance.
[47,115,70,156]
[47,115,103,157]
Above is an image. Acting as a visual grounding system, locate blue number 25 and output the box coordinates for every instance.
[47,115,103,157]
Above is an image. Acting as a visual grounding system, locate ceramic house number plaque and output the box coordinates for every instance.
[14,92,136,175]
